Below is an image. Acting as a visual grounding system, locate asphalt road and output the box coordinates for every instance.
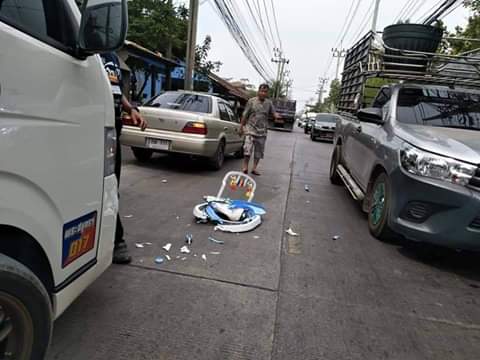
[47,127,480,360]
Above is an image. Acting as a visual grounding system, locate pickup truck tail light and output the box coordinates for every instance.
[182,122,207,135]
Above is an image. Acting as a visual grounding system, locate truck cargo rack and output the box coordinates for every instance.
[339,32,480,113]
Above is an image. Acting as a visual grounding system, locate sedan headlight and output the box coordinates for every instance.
[400,143,476,186]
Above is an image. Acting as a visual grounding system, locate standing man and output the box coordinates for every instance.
[102,52,147,264]
[240,84,280,175]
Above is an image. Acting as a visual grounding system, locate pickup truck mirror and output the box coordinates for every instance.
[78,0,128,54]
[357,107,384,124]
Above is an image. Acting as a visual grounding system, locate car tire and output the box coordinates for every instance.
[131,147,153,163]
[208,140,225,170]
[310,133,316,141]
[0,254,53,360]
[304,127,308,134]
[368,172,396,242]
[329,145,343,185]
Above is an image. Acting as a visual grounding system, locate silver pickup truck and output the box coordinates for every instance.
[330,83,480,250]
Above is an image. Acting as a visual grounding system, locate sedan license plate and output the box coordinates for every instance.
[146,138,170,150]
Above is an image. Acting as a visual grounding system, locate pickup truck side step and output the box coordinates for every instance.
[336,165,365,201]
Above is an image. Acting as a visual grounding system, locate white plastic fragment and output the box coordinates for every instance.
[253,236,260,239]
[181,257,187,261]
[286,228,299,236]
[201,254,207,262]
[304,185,310,192]
[180,246,191,254]
[210,251,221,255]
[185,233,193,245]
[123,214,133,218]
[162,243,172,252]
[154,256,165,264]
[135,243,144,248]
[332,235,340,241]
[162,179,168,183]
[144,242,152,246]
[165,255,171,261]
[208,236,224,245]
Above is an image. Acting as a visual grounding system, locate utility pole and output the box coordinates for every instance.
[316,77,328,104]
[332,48,346,80]
[185,0,199,90]
[271,48,290,98]
[371,0,381,32]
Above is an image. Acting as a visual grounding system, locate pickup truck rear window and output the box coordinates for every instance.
[397,88,480,130]
[145,92,212,114]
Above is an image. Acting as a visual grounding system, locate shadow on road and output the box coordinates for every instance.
[397,241,480,284]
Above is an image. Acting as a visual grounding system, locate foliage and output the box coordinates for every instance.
[195,35,222,75]
[269,80,287,98]
[127,0,188,59]
[448,1,480,54]
[313,79,341,112]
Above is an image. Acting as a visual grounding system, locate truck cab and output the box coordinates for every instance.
[0,0,127,357]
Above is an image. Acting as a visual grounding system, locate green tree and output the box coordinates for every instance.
[316,79,341,112]
[448,1,480,54]
[127,0,188,59]
[195,35,222,75]
[269,80,287,98]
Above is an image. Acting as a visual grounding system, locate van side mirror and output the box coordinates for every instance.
[357,107,384,124]
[78,0,128,54]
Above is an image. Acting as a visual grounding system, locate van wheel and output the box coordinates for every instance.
[329,145,343,185]
[0,254,52,360]
[131,147,153,162]
[209,140,225,170]
[368,172,396,242]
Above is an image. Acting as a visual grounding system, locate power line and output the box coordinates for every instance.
[243,0,274,53]
[333,0,358,48]
[394,0,416,23]
[403,0,428,21]
[269,0,283,50]
[262,0,279,51]
[417,0,445,22]
[349,0,376,45]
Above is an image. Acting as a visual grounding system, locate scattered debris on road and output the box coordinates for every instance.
[154,256,165,264]
[202,254,207,262]
[332,235,341,241]
[123,214,133,218]
[135,243,144,248]
[180,245,191,254]
[286,228,299,236]
[208,236,225,245]
[304,185,310,192]
[185,233,193,245]
[253,235,260,239]
[165,255,171,261]
[162,243,172,252]
[161,179,168,183]
[210,251,221,255]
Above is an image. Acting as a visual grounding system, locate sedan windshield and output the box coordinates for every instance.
[397,87,480,130]
[315,115,337,124]
[145,92,212,114]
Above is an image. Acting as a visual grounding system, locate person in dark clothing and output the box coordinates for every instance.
[101,53,147,264]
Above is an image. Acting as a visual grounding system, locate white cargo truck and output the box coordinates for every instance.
[0,0,128,358]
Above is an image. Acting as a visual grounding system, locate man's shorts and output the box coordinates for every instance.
[243,135,266,160]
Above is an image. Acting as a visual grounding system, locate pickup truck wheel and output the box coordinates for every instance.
[368,173,396,242]
[131,147,153,163]
[329,146,343,185]
[209,141,225,170]
[0,254,52,360]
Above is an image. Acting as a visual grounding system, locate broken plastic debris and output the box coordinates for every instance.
[176,216,180,220]
[154,256,165,264]
[180,245,191,254]
[185,233,193,245]
[202,254,207,262]
[162,179,168,183]
[135,243,144,248]
[181,257,187,261]
[194,254,198,257]
[165,255,171,261]
[304,185,310,192]
[210,251,221,255]
[208,236,225,245]
[176,256,181,259]
[253,235,260,239]
[162,243,172,252]
[306,200,311,204]
[144,242,152,246]
[332,235,340,241]
[286,228,299,236]
[123,214,133,218]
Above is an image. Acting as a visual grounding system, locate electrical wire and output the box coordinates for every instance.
[269,0,283,50]
[394,0,416,23]
[243,0,274,53]
[339,0,364,45]
[350,0,376,45]
[261,0,279,51]
[333,0,358,48]
[438,0,463,20]
[403,0,428,22]
[417,0,445,22]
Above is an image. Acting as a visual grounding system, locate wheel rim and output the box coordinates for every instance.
[217,143,225,166]
[371,182,386,226]
[0,292,34,360]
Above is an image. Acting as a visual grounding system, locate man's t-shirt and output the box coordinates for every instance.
[101,53,123,133]
[242,97,275,137]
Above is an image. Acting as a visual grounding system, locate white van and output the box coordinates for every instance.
[0,0,127,358]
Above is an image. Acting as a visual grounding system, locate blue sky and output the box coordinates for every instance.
[178,1,472,110]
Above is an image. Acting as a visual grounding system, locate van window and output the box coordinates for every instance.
[0,0,75,49]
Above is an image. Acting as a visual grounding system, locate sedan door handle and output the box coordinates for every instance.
[224,127,229,131]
